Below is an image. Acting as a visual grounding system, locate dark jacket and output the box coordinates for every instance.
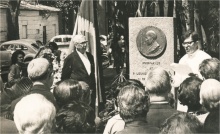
[61,51,95,88]
[117,120,159,134]
[11,84,57,113]
[147,103,178,128]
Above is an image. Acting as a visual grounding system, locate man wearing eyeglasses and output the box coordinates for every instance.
[61,34,95,84]
[179,30,211,79]
[61,34,95,106]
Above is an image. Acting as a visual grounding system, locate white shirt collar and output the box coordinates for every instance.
[76,50,91,75]
[188,49,199,58]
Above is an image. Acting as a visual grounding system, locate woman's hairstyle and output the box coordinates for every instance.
[199,58,220,80]
[56,101,95,133]
[11,50,25,65]
[178,76,203,111]
[145,67,171,95]
[53,79,82,106]
[160,112,202,134]
[113,79,145,107]
[117,84,150,123]
[49,42,58,50]
[200,79,220,111]
[78,81,91,105]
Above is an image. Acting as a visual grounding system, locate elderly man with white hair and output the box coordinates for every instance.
[145,67,177,128]
[14,94,56,134]
[144,30,161,55]
[61,34,95,108]
[11,58,57,112]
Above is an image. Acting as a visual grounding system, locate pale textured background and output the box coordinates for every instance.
[129,17,174,85]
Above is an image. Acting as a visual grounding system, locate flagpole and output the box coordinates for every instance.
[93,0,102,117]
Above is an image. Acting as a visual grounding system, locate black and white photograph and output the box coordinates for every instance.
[0,0,219,134]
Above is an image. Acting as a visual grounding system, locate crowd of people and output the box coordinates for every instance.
[0,31,219,134]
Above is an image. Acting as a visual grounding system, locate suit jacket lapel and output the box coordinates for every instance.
[73,51,89,76]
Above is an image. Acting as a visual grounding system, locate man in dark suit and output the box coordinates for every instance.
[10,58,57,112]
[145,67,177,128]
[61,34,95,107]
[117,84,159,134]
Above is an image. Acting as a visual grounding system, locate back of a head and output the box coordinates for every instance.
[200,79,220,111]
[53,79,82,106]
[27,58,52,81]
[199,58,220,80]
[117,84,150,123]
[145,67,171,96]
[14,94,56,134]
[49,42,58,50]
[113,79,145,107]
[77,81,91,104]
[160,112,202,134]
[178,76,203,110]
[56,101,95,133]
[114,79,145,99]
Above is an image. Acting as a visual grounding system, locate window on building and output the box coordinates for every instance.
[22,25,27,39]
[53,24,56,36]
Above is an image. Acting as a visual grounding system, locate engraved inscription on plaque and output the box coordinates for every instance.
[136,26,167,58]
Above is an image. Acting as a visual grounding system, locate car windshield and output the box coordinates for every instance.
[63,37,71,42]
[0,44,10,51]
[54,38,62,43]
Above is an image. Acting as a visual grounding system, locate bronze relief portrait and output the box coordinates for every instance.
[136,26,167,58]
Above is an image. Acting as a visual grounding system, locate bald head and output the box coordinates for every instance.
[146,30,157,40]
[28,58,52,81]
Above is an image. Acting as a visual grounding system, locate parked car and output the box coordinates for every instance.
[49,35,72,53]
[0,39,41,81]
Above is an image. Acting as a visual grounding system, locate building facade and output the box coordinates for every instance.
[0,1,60,44]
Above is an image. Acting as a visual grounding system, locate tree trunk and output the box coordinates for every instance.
[7,0,21,40]
[164,0,168,16]
[194,1,203,50]
[188,0,194,31]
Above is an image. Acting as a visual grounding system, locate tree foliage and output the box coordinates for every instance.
[39,0,81,34]
[107,0,219,60]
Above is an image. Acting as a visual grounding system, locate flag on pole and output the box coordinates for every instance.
[69,0,103,116]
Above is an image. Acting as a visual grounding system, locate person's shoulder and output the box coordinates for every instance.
[65,52,75,60]
[10,64,17,70]
[179,54,187,63]
[86,52,94,58]
[146,125,160,133]
[197,50,211,58]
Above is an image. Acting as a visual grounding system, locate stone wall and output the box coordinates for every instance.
[0,8,8,44]
[19,10,59,43]
[129,17,175,85]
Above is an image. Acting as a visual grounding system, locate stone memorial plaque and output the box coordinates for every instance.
[129,17,175,85]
